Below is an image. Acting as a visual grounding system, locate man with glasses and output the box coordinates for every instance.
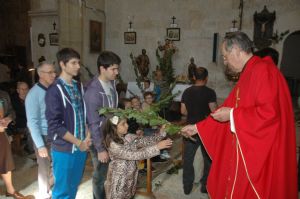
[181,32,297,199]
[25,61,56,199]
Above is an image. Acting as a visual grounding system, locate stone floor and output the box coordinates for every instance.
[1,105,300,199]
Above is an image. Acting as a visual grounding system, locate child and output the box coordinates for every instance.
[143,79,152,92]
[103,116,173,199]
[131,96,141,111]
[118,98,132,110]
[142,91,154,110]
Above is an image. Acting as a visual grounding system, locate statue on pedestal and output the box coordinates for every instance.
[188,57,196,83]
[136,49,150,79]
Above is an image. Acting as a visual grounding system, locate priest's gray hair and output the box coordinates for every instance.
[223,31,254,54]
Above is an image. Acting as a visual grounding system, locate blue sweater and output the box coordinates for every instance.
[25,83,48,149]
[45,79,86,153]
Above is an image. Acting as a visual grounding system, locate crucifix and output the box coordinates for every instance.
[171,16,176,24]
[129,21,133,29]
[238,0,244,30]
[53,21,56,31]
[232,19,237,29]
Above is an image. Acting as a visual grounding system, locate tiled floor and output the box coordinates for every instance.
[1,105,300,199]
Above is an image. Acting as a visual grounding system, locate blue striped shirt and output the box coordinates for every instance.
[59,78,85,147]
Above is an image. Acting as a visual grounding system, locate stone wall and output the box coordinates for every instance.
[105,0,300,99]
[29,0,105,82]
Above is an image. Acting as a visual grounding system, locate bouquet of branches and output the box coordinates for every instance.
[99,107,181,136]
[99,94,196,141]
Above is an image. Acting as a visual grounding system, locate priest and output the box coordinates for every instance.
[181,31,297,199]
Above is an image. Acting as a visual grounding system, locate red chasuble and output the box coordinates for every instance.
[196,56,298,199]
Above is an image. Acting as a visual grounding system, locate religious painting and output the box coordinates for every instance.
[253,6,276,49]
[167,28,180,41]
[49,33,59,46]
[124,32,136,44]
[38,33,46,47]
[90,20,102,52]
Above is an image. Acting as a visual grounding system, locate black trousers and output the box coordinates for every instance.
[182,136,211,190]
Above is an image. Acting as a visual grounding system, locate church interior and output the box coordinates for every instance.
[0,0,300,198]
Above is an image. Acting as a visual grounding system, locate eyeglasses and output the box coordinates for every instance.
[40,71,56,75]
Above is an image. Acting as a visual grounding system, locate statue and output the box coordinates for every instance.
[158,39,177,62]
[253,6,276,49]
[156,39,178,84]
[136,49,150,79]
[188,57,196,83]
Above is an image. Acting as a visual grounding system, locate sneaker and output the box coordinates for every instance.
[160,151,170,159]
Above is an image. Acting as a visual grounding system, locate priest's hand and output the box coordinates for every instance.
[181,124,198,137]
[211,107,231,122]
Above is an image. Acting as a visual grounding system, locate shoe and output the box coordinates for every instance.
[151,156,167,163]
[5,191,32,199]
[183,184,193,195]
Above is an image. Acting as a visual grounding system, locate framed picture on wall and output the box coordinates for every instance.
[90,20,102,52]
[49,33,59,46]
[167,28,180,41]
[124,32,136,44]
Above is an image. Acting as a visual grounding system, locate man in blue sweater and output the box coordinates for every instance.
[25,61,56,199]
[84,51,120,199]
[45,48,91,199]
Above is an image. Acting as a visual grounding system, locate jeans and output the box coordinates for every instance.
[90,145,108,199]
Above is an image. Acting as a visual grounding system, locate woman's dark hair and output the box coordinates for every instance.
[103,116,124,148]
[143,91,154,99]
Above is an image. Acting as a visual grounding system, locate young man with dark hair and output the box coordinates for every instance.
[181,66,217,194]
[45,48,91,199]
[84,51,120,199]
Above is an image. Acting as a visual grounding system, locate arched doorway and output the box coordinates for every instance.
[280,30,300,99]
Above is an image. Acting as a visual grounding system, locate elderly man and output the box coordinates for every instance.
[182,32,297,199]
[25,62,56,199]
[11,81,33,154]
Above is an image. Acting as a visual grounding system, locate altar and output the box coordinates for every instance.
[171,83,191,101]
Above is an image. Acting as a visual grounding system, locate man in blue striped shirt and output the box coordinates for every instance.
[45,48,91,199]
